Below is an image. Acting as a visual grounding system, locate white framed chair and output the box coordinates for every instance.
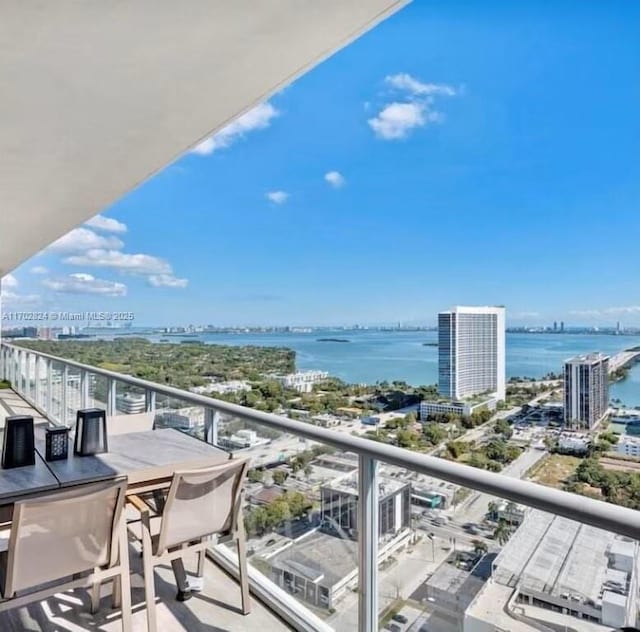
[0,479,131,631]
[128,458,250,632]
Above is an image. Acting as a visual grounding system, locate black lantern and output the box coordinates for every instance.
[74,408,108,456]
[45,426,70,461]
[2,415,35,469]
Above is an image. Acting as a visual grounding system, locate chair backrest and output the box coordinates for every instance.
[4,479,127,597]
[157,458,249,554]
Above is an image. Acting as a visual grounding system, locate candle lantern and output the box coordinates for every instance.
[2,415,35,469]
[45,426,70,461]
[74,408,108,456]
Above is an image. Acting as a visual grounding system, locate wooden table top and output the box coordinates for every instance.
[0,430,60,503]
[35,428,231,489]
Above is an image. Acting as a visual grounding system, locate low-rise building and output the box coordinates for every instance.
[616,434,640,458]
[311,413,341,428]
[154,410,193,430]
[419,397,497,420]
[116,392,146,414]
[217,429,269,450]
[465,509,639,631]
[558,432,591,454]
[320,472,411,540]
[269,527,410,611]
[273,371,329,393]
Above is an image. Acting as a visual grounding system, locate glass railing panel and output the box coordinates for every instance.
[48,360,64,422]
[36,359,48,411]
[63,366,82,426]
[154,394,204,436]
[380,455,639,632]
[26,353,36,402]
[89,373,108,411]
[209,412,360,631]
[114,382,147,415]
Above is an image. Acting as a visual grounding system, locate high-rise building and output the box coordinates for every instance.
[553,321,558,332]
[560,321,565,332]
[438,306,506,401]
[564,353,609,429]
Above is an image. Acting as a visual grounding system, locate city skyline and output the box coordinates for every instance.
[1,1,639,326]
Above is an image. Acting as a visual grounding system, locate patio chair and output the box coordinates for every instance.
[0,479,131,631]
[128,458,250,632]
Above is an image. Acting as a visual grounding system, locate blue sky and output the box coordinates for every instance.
[3,1,640,327]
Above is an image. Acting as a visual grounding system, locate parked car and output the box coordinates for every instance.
[392,613,409,624]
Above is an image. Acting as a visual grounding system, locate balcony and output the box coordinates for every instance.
[1,341,640,632]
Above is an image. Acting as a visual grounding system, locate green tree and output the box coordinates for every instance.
[396,428,419,448]
[493,519,511,545]
[423,423,446,445]
[272,469,288,486]
[248,469,263,483]
[493,418,513,439]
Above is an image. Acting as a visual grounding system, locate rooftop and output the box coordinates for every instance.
[565,353,610,365]
[321,470,409,499]
[269,531,358,589]
[492,509,633,607]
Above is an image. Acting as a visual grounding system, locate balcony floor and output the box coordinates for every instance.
[0,545,292,631]
[0,389,291,631]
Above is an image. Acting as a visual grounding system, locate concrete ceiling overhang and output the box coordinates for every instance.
[0,0,407,275]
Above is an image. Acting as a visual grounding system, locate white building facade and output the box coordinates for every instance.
[438,306,506,401]
[564,353,609,429]
[275,370,329,393]
[617,435,640,458]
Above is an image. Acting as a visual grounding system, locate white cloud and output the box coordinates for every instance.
[1,273,18,289]
[369,73,456,140]
[570,306,640,319]
[63,249,172,275]
[324,171,346,188]
[1,273,41,305]
[30,266,48,275]
[85,214,127,233]
[368,102,431,140]
[43,273,126,297]
[385,73,456,97]
[48,228,124,254]
[266,191,289,205]
[192,102,279,156]
[1,291,41,306]
[148,274,188,289]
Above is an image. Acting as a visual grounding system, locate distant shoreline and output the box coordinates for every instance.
[317,338,350,343]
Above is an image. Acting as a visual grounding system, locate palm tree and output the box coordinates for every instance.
[487,501,499,520]
[493,519,511,545]
[472,539,488,555]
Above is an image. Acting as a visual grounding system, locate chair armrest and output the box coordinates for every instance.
[127,494,152,516]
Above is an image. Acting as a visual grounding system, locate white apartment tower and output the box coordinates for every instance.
[438,306,506,401]
[564,353,609,429]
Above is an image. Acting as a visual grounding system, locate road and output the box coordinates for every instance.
[452,447,547,524]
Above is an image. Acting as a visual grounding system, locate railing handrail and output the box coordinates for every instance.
[3,341,640,541]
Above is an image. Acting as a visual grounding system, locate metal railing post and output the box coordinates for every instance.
[204,408,219,445]
[80,369,89,409]
[34,355,41,407]
[145,389,156,413]
[61,364,68,425]
[358,455,378,632]
[107,378,116,416]
[46,358,52,415]
[24,352,31,400]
